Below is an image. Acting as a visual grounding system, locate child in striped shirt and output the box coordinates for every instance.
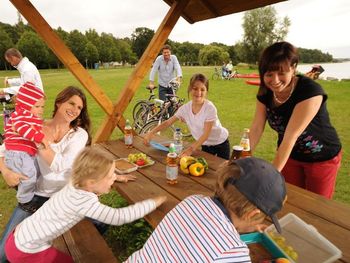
[4,82,46,213]
[126,157,286,263]
[5,146,167,263]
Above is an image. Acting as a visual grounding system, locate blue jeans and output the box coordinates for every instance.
[158,85,174,102]
[0,205,31,262]
[0,195,48,262]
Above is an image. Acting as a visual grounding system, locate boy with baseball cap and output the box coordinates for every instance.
[4,82,46,213]
[126,157,286,262]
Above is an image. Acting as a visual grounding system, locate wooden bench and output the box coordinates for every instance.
[53,219,119,263]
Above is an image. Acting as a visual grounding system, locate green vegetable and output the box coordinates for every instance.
[197,157,208,170]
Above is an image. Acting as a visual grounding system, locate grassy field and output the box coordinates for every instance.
[0,66,349,260]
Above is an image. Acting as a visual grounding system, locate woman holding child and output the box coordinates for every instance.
[0,86,92,262]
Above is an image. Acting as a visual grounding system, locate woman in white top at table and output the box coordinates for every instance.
[0,86,92,262]
[144,73,230,160]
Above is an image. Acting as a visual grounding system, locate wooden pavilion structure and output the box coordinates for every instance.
[10,0,285,143]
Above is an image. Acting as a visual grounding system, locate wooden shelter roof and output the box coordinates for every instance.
[11,0,286,143]
[163,0,286,23]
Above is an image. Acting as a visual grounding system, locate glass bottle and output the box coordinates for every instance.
[239,128,252,157]
[166,143,178,185]
[124,119,133,148]
[231,145,243,160]
[173,128,183,155]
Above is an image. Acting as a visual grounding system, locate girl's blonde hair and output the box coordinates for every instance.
[71,146,115,188]
[215,160,265,221]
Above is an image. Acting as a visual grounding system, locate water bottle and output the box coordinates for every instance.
[173,128,183,155]
[166,143,178,184]
[124,119,133,148]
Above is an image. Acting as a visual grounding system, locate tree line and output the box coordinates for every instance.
[0,6,334,70]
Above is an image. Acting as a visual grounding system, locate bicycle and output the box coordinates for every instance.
[0,93,15,145]
[133,78,191,137]
[211,67,238,80]
[139,93,189,138]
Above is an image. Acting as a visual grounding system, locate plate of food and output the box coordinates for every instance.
[115,158,138,174]
[128,153,155,168]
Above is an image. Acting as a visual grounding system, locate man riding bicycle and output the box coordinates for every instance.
[149,44,182,101]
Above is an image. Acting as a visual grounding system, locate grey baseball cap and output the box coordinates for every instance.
[229,157,286,233]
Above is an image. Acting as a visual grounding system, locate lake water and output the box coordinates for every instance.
[297,61,350,80]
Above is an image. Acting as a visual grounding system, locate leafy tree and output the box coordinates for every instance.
[198,45,229,66]
[298,48,333,63]
[99,33,117,62]
[85,41,99,68]
[131,27,154,59]
[176,41,202,65]
[0,28,14,70]
[17,31,49,68]
[239,6,290,64]
[115,39,137,64]
[67,29,88,64]
[0,22,21,44]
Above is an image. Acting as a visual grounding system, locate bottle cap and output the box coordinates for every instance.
[169,143,176,153]
[244,128,250,132]
[233,145,243,151]
[175,128,181,132]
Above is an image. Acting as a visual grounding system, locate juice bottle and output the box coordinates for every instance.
[124,119,133,148]
[166,143,178,184]
[239,128,252,157]
[231,145,243,160]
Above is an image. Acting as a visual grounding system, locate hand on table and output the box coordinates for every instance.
[143,132,153,146]
[115,174,136,183]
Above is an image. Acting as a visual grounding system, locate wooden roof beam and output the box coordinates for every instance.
[10,0,114,116]
[93,0,190,143]
[199,0,221,17]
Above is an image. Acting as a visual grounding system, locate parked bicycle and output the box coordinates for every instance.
[132,78,190,137]
[0,93,15,145]
[211,67,238,80]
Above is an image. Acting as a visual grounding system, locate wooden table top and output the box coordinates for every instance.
[98,136,350,262]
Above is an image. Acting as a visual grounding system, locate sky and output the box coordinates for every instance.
[1,0,350,58]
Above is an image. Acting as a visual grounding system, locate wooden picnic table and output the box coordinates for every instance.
[98,135,350,262]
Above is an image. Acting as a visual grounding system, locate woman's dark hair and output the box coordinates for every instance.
[187,73,209,97]
[53,86,91,145]
[258,41,299,95]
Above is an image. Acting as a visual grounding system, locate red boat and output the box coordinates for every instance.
[245,80,260,86]
[235,73,260,79]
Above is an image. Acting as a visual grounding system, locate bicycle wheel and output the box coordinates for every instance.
[212,72,220,80]
[132,100,148,121]
[139,119,174,139]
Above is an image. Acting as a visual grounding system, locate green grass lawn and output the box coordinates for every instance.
[0,66,349,260]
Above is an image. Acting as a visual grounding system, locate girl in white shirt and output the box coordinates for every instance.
[5,146,166,263]
[144,73,230,159]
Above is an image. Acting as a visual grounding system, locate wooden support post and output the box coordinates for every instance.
[10,0,114,116]
[93,0,190,143]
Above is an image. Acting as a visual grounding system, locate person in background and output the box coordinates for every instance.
[0,86,91,262]
[249,41,342,199]
[126,157,286,262]
[4,82,46,213]
[149,44,182,101]
[5,146,167,263]
[226,60,234,75]
[3,48,43,95]
[144,73,230,160]
[221,62,228,78]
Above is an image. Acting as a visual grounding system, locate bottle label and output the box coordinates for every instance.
[125,134,133,145]
[166,166,178,180]
[174,144,183,155]
[240,138,250,151]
